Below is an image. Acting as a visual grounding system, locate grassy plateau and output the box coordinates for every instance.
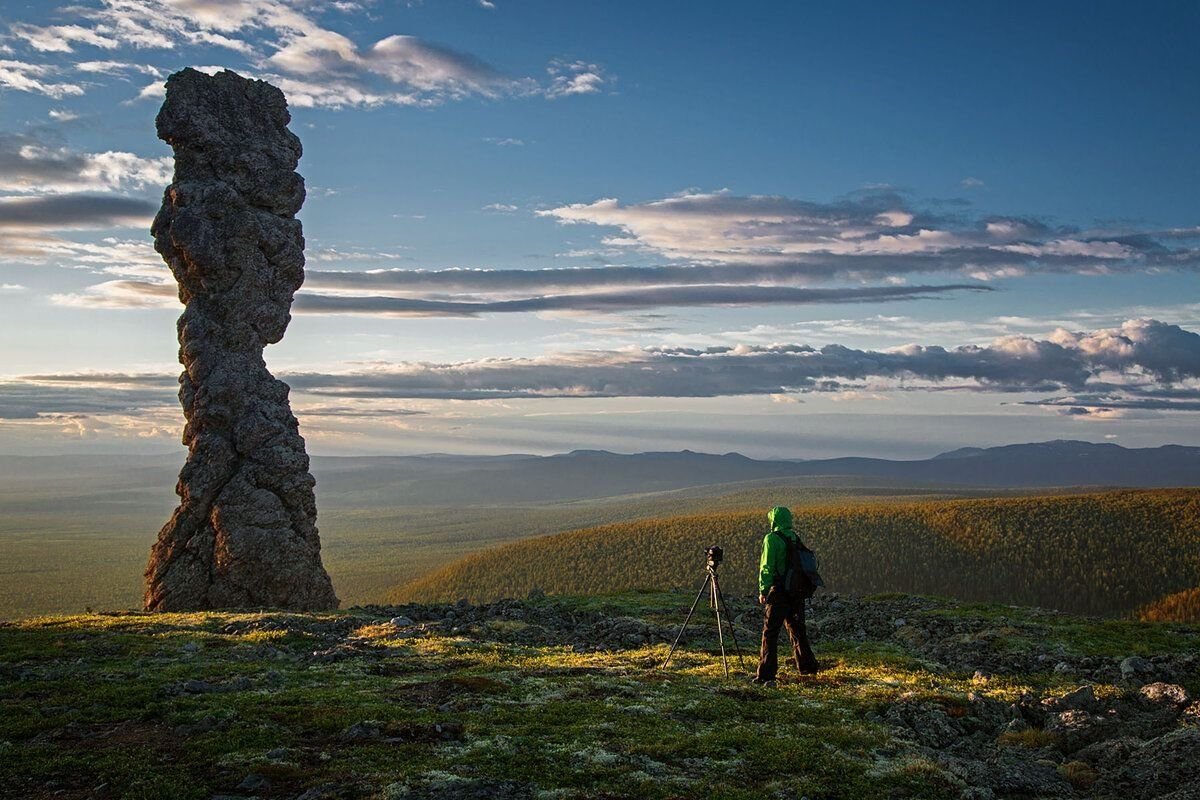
[3,591,1198,800]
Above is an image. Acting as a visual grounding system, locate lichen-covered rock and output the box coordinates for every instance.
[1093,728,1200,799]
[1138,682,1191,709]
[144,68,338,611]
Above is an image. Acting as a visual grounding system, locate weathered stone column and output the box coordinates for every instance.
[144,68,338,611]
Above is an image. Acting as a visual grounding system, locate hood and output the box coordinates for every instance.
[768,506,793,533]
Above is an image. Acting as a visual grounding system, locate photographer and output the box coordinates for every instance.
[753,506,819,685]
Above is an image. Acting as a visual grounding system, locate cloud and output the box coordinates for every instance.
[57,280,987,316]
[484,137,524,146]
[0,131,172,193]
[544,59,609,98]
[275,319,1200,401]
[268,31,509,96]
[0,194,156,229]
[9,1,609,108]
[1027,394,1200,414]
[961,177,985,189]
[51,279,176,309]
[302,261,969,295]
[0,376,174,419]
[0,196,157,262]
[18,320,1196,408]
[75,59,163,77]
[537,190,1200,280]
[9,23,119,53]
[482,203,518,213]
[0,59,84,97]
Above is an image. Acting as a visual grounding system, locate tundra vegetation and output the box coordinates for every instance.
[2,592,1198,799]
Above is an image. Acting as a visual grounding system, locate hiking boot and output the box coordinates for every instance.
[749,676,777,687]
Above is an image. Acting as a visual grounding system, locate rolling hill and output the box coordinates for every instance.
[390,489,1200,617]
[3,440,1199,617]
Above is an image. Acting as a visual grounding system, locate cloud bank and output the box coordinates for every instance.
[8,320,1198,418]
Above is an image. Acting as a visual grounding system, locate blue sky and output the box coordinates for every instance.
[1,0,1198,457]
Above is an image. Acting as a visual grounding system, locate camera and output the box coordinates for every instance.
[705,545,723,568]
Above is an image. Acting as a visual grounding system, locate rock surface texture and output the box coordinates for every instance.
[144,68,338,611]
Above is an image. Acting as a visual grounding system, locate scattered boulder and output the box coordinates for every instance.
[1044,709,1115,753]
[1093,728,1200,799]
[1119,656,1155,682]
[1044,684,1099,713]
[1138,682,1191,709]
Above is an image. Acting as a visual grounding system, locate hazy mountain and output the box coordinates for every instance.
[787,440,1200,489]
[1,441,1196,511]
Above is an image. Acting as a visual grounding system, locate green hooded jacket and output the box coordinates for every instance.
[759,506,797,595]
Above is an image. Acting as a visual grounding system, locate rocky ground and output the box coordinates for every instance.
[1,592,1197,799]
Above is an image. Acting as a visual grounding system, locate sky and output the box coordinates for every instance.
[1,0,1199,459]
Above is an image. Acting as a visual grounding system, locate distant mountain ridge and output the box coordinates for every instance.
[1,440,1196,508]
[382,440,1200,503]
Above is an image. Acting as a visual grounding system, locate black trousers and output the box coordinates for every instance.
[757,588,818,680]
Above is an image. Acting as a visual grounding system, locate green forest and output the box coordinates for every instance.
[391,489,1200,618]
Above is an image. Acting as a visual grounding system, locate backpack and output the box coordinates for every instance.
[772,531,825,599]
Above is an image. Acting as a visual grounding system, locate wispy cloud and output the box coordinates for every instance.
[55,280,986,316]
[6,1,611,108]
[0,59,84,97]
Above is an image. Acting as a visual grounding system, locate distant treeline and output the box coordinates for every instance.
[390,490,1200,617]
[1139,587,1200,623]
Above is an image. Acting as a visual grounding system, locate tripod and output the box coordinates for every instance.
[660,562,746,676]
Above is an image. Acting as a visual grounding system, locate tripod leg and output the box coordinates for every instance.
[711,575,746,670]
[660,574,712,670]
[711,577,729,677]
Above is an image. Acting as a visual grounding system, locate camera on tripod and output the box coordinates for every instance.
[660,543,744,676]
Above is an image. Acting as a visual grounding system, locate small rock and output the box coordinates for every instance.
[237,773,269,791]
[389,616,414,627]
[893,618,907,627]
[340,721,382,743]
[1120,656,1154,681]
[265,747,289,760]
[1054,685,1099,712]
[1053,661,1072,674]
[1003,718,1029,734]
[181,642,201,653]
